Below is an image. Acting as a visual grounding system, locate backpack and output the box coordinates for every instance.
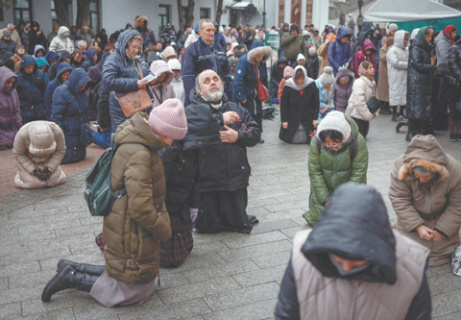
[315,136,358,161]
[83,136,126,216]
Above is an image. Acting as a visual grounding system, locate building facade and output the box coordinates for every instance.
[0,0,327,38]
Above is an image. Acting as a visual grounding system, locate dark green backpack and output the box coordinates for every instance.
[83,136,126,216]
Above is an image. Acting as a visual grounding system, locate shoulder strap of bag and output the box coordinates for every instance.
[136,60,143,79]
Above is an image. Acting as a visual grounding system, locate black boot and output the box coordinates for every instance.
[56,259,105,276]
[391,106,398,122]
[42,265,99,302]
[406,119,415,142]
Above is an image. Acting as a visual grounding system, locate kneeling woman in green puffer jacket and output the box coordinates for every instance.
[303,111,369,226]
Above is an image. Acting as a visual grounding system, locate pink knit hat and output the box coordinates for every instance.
[148,98,187,140]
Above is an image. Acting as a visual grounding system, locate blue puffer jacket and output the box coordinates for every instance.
[50,68,91,164]
[102,29,152,131]
[44,62,73,119]
[315,77,335,121]
[232,40,269,116]
[327,27,353,75]
[15,55,46,124]
[182,37,232,105]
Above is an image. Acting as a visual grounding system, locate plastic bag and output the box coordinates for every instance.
[452,244,461,276]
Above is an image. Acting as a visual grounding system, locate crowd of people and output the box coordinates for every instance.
[0,12,461,317]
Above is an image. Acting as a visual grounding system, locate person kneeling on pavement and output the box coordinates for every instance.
[13,121,66,189]
[389,134,461,267]
[184,70,261,234]
[41,99,188,307]
[303,111,368,226]
[276,183,431,320]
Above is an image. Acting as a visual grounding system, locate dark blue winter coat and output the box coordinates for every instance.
[327,27,353,75]
[182,37,232,105]
[50,68,91,164]
[102,29,152,131]
[232,40,269,116]
[15,55,46,124]
[45,62,73,119]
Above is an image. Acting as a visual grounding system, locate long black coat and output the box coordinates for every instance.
[279,77,319,143]
[183,91,261,193]
[406,38,436,120]
[447,39,461,115]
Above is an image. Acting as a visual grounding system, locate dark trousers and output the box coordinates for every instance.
[251,113,263,132]
[352,117,370,138]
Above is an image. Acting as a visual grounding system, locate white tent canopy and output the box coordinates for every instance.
[364,0,461,22]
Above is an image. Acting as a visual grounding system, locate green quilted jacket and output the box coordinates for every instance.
[303,116,368,226]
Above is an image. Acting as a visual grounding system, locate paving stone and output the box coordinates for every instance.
[117,298,211,320]
[428,274,461,295]
[0,260,40,278]
[222,231,287,249]
[160,252,227,275]
[280,225,308,240]
[232,264,287,287]
[250,219,300,235]
[202,282,279,312]
[202,298,277,320]
[251,251,292,269]
[0,277,8,290]
[218,240,293,262]
[183,259,261,283]
[432,288,461,318]
[0,302,21,320]
[157,277,240,304]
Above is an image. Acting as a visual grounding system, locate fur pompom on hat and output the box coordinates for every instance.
[148,98,187,140]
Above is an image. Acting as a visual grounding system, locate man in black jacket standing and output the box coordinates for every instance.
[183,70,261,234]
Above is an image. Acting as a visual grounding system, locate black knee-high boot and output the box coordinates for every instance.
[57,259,105,276]
[42,265,99,302]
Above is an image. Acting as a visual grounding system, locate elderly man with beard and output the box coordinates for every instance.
[183,70,261,234]
[389,134,461,267]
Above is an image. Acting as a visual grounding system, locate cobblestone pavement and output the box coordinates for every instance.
[1,110,461,319]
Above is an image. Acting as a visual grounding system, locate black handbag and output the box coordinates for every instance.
[366,96,380,114]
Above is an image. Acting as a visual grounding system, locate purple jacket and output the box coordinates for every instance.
[332,68,354,112]
[0,66,21,150]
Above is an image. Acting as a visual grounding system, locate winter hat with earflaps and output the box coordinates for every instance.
[29,122,57,156]
[148,98,187,140]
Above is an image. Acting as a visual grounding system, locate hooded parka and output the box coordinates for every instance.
[15,55,46,124]
[387,30,409,107]
[44,62,73,120]
[279,66,319,143]
[28,22,48,55]
[49,26,74,53]
[102,29,153,131]
[0,66,21,150]
[332,67,354,112]
[276,183,431,320]
[448,37,461,115]
[232,40,270,116]
[13,121,66,189]
[353,40,377,78]
[406,28,436,120]
[346,75,376,121]
[389,134,461,266]
[50,68,91,164]
[327,27,353,75]
[104,112,172,284]
[303,116,368,226]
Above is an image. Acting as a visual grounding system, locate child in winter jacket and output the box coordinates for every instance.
[332,66,354,113]
[149,60,175,108]
[353,39,377,78]
[167,58,185,102]
[306,47,319,80]
[315,66,335,122]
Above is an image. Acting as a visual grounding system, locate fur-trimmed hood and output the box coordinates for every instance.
[248,40,271,64]
[134,15,149,31]
[398,134,449,181]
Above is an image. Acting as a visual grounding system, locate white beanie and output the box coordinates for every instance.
[167,58,181,71]
[317,111,348,138]
[320,66,335,84]
[297,53,306,62]
[388,23,398,33]
[308,47,317,57]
